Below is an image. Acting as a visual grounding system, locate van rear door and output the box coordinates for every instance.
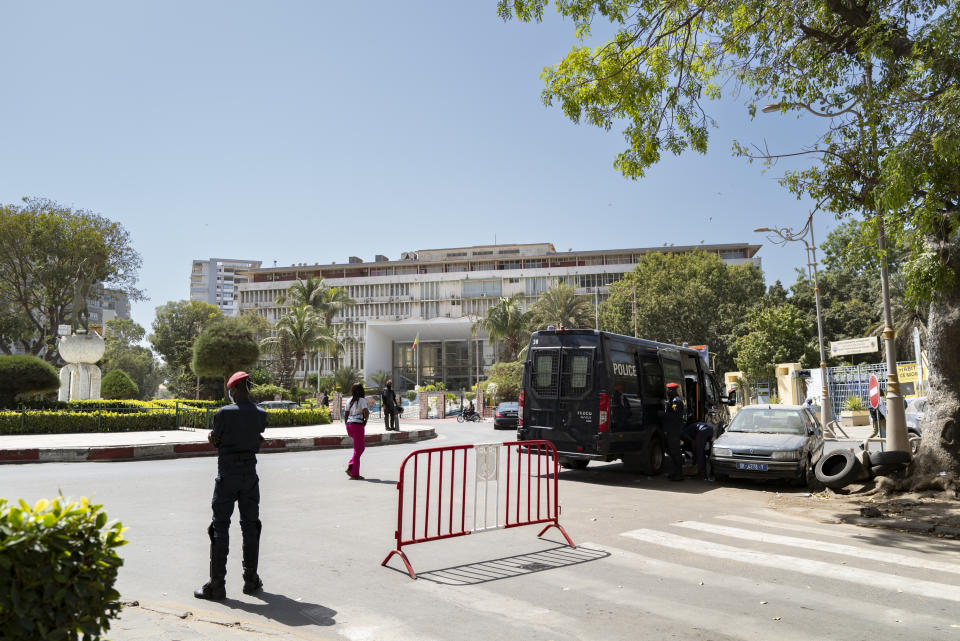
[526,342,598,452]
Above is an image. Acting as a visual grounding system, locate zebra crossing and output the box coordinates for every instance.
[394,509,960,641]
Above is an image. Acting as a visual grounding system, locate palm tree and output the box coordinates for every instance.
[527,282,595,331]
[276,276,326,309]
[315,285,355,328]
[368,370,391,389]
[332,366,363,394]
[320,324,356,371]
[260,304,324,388]
[473,294,530,362]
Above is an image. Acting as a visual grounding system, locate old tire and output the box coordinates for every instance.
[871,463,907,477]
[869,450,912,467]
[815,450,863,489]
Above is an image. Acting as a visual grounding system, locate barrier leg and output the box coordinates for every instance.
[381,548,417,579]
[537,522,576,549]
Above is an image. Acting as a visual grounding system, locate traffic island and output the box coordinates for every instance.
[0,424,436,464]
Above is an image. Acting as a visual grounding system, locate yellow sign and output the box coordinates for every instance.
[896,363,922,398]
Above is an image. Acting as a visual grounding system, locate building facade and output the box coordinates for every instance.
[237,243,761,391]
[190,258,262,316]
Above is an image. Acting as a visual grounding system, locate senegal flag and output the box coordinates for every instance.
[412,333,419,350]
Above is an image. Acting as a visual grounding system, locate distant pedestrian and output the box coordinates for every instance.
[344,382,369,480]
[664,382,686,481]
[382,379,400,431]
[195,371,266,601]
[320,388,330,408]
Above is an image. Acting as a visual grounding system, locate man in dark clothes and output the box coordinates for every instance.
[195,371,267,601]
[664,382,686,481]
[382,379,400,431]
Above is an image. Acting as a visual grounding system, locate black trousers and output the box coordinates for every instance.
[384,407,399,430]
[665,424,684,478]
[208,457,261,584]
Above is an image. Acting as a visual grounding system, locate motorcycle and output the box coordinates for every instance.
[457,410,481,423]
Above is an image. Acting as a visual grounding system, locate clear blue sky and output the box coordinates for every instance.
[1,1,833,332]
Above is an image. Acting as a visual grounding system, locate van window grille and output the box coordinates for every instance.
[561,352,592,396]
[532,352,559,398]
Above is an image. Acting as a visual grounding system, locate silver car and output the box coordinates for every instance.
[711,405,824,487]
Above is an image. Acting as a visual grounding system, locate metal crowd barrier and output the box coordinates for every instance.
[382,439,575,579]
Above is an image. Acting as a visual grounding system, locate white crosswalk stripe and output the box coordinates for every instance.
[675,519,960,576]
[621,527,960,602]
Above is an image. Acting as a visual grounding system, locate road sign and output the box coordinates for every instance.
[869,374,880,409]
[830,336,879,357]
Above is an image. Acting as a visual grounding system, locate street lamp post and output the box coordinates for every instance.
[761,97,911,454]
[755,214,832,428]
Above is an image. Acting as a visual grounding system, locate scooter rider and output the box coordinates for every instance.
[664,382,685,481]
[195,371,267,601]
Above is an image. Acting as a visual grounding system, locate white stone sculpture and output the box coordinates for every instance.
[57,332,105,401]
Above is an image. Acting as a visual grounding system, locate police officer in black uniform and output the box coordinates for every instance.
[382,379,400,431]
[195,371,267,600]
[664,382,686,481]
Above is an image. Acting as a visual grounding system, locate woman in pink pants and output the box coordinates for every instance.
[344,382,369,480]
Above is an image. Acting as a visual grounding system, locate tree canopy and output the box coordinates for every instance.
[191,317,260,394]
[527,282,595,331]
[101,318,163,401]
[600,250,764,373]
[0,198,142,361]
[149,300,223,397]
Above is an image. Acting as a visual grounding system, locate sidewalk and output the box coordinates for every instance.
[0,420,436,464]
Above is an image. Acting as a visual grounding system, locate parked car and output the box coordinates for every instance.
[904,396,926,453]
[711,405,824,487]
[257,400,301,410]
[494,402,519,430]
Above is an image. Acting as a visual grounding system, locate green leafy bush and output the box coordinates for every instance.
[0,398,331,434]
[843,395,867,412]
[100,370,139,400]
[0,496,127,640]
[405,391,417,402]
[0,355,60,408]
[250,384,290,402]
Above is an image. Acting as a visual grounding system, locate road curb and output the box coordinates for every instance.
[0,426,436,464]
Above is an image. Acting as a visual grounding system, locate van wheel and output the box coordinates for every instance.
[560,459,589,470]
[624,439,664,476]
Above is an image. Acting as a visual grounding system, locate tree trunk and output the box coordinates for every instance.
[911,234,960,481]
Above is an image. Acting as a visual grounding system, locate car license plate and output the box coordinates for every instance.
[736,462,768,471]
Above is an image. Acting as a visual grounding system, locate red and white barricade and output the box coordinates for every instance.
[381,440,575,579]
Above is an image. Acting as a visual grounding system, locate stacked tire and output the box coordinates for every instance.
[814,450,863,489]
[867,450,912,477]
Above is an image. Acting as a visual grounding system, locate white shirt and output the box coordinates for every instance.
[345,397,367,423]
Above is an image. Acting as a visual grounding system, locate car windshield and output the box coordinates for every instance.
[727,409,805,434]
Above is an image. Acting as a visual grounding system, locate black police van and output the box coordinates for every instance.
[516,329,731,474]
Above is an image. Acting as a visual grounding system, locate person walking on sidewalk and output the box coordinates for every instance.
[382,379,400,431]
[195,371,267,601]
[344,382,369,480]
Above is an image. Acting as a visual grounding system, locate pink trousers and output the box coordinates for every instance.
[346,422,366,477]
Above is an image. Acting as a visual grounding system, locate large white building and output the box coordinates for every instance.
[190,258,262,316]
[237,242,761,391]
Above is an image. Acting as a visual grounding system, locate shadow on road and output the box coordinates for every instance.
[221,591,337,627]
[393,544,610,586]
[358,477,397,485]
[556,465,717,495]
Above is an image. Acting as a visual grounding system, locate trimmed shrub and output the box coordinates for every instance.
[405,390,417,402]
[0,355,60,408]
[100,370,139,400]
[250,384,289,403]
[0,495,127,640]
[263,406,331,427]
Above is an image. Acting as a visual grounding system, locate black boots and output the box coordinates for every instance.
[194,581,226,600]
[241,520,262,595]
[242,575,263,595]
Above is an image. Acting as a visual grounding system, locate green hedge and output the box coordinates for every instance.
[0,496,126,640]
[0,401,332,435]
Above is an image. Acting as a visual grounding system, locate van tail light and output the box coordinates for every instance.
[518,390,525,427]
[598,392,610,432]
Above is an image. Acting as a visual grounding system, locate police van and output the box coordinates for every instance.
[517,329,732,474]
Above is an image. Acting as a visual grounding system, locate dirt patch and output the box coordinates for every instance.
[769,484,960,539]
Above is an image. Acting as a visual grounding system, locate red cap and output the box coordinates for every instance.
[227,371,250,389]
[666,382,680,389]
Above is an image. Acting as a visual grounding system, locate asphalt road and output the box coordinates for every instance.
[4,421,959,641]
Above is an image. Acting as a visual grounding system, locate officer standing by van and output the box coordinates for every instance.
[664,382,685,481]
[195,371,267,601]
